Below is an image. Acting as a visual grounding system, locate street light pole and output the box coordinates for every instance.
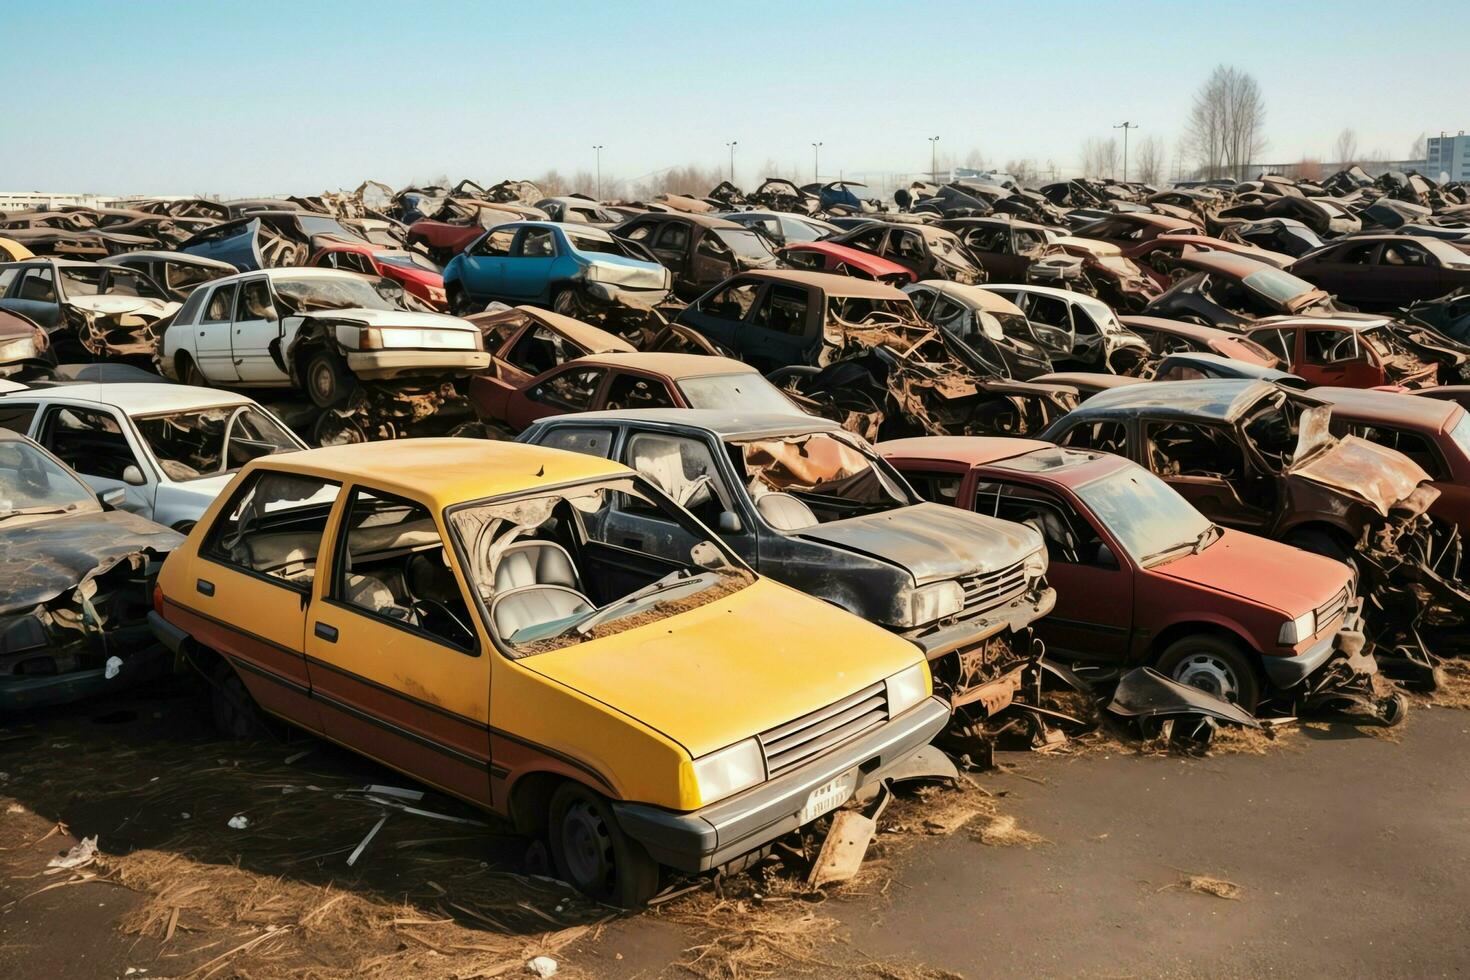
[811,142,823,182]
[592,145,604,199]
[928,136,941,183]
[1112,122,1138,182]
[726,141,738,182]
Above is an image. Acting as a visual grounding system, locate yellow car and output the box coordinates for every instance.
[0,237,35,263]
[149,439,946,905]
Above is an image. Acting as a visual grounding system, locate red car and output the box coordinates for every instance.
[470,351,803,433]
[778,241,916,286]
[308,241,447,308]
[1310,386,1470,535]
[877,435,1386,715]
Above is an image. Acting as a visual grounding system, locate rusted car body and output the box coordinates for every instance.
[0,431,182,710]
[982,284,1152,374]
[1242,316,1470,388]
[99,251,235,302]
[677,270,1075,438]
[1151,352,1307,387]
[407,199,548,265]
[903,281,1055,379]
[878,436,1401,720]
[519,409,1058,737]
[829,221,985,285]
[472,305,636,389]
[1121,314,1281,367]
[611,212,779,300]
[471,352,800,433]
[1040,380,1469,670]
[1130,234,1296,288]
[0,310,53,379]
[1072,212,1203,249]
[0,258,179,362]
[1142,252,1338,329]
[1025,237,1162,313]
[933,216,1063,282]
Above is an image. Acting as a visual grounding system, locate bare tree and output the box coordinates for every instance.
[1079,137,1120,179]
[1135,136,1167,184]
[1410,132,1428,162]
[1296,158,1323,181]
[1334,128,1358,168]
[1003,158,1038,186]
[962,147,987,170]
[536,169,568,197]
[1185,65,1267,180]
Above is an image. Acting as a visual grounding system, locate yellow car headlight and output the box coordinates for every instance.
[885,662,930,718]
[690,737,765,806]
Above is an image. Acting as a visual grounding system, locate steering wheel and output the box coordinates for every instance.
[411,598,474,645]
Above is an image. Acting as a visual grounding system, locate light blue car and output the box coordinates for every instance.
[442,221,671,318]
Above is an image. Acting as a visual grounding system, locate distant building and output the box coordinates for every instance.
[0,191,123,211]
[1425,134,1470,183]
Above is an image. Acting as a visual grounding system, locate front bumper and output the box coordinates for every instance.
[907,585,1055,659]
[1261,598,1372,690]
[585,282,671,311]
[345,350,490,380]
[611,696,949,873]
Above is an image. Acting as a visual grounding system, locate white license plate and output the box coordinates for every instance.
[799,769,858,824]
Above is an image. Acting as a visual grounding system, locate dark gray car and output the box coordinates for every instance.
[518,409,1055,717]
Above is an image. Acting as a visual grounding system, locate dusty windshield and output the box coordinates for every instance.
[1243,268,1316,307]
[1450,412,1470,461]
[678,373,799,414]
[273,275,399,313]
[0,440,98,520]
[133,405,300,482]
[738,431,911,520]
[61,267,167,301]
[448,477,750,655]
[1076,464,1213,566]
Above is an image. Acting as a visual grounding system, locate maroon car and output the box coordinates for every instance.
[877,435,1397,718]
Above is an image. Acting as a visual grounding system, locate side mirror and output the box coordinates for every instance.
[718,511,743,534]
[121,464,147,487]
[99,487,126,509]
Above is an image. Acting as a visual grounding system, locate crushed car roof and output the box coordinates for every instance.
[572,352,756,377]
[1310,386,1464,431]
[3,383,268,414]
[1067,378,1287,423]
[877,435,1053,466]
[739,268,910,300]
[543,408,843,440]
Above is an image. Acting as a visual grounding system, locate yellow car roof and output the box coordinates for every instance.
[251,438,629,508]
[0,237,36,261]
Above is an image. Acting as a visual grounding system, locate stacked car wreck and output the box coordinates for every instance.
[3,160,1470,911]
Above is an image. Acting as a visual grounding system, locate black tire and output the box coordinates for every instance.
[305,350,354,409]
[1154,634,1261,712]
[178,353,207,388]
[448,285,475,316]
[210,660,262,739]
[547,783,659,908]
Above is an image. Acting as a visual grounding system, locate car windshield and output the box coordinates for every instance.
[272,275,399,312]
[678,373,800,414]
[374,251,440,273]
[133,405,300,482]
[993,311,1035,342]
[925,230,976,266]
[447,476,749,654]
[737,430,911,517]
[712,228,774,260]
[1421,238,1470,269]
[1075,464,1213,567]
[60,267,167,301]
[0,440,98,520]
[1243,268,1317,307]
[829,296,919,324]
[297,215,366,242]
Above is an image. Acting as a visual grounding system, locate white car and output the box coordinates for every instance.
[159,268,490,407]
[0,383,306,530]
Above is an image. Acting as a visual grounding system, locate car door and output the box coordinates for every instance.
[36,403,155,515]
[1144,419,1271,532]
[1017,292,1076,361]
[231,276,288,383]
[303,485,492,806]
[740,283,814,372]
[194,282,240,382]
[1305,241,1377,304]
[649,221,690,279]
[1298,327,1380,388]
[976,477,1133,664]
[0,266,61,328]
[507,365,608,431]
[185,471,341,730]
[600,371,679,410]
[598,429,757,583]
[457,227,516,301]
[1378,240,1446,305]
[886,228,929,278]
[502,227,559,300]
[680,277,763,354]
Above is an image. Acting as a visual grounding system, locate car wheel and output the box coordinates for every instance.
[1155,635,1261,712]
[305,350,354,409]
[312,411,367,447]
[210,660,262,739]
[547,783,659,908]
[448,285,474,316]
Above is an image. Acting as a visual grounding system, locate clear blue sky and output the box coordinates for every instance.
[5,0,1465,196]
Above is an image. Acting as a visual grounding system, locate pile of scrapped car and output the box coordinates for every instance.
[3,164,1469,908]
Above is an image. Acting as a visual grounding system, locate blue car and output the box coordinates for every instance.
[442,221,671,318]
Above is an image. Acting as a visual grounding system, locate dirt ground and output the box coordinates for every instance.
[2,680,1468,979]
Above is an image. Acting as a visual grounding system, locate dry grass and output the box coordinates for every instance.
[1168,874,1244,901]
[1424,661,1470,710]
[973,815,1046,849]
